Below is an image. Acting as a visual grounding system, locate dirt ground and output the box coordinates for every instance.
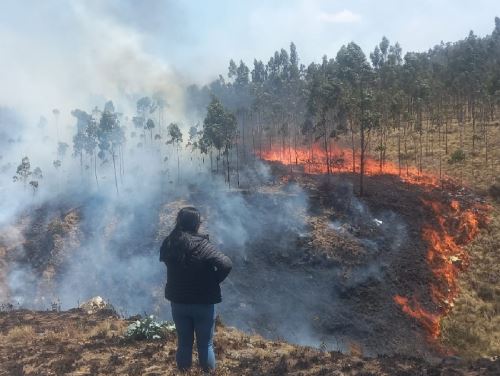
[0,309,498,376]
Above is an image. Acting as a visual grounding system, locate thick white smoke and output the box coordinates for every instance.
[0,1,186,137]
[0,1,416,355]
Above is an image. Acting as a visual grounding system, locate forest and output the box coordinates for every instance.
[19,18,498,199]
[183,17,500,195]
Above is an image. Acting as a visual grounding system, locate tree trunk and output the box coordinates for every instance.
[111,148,119,195]
[397,115,402,176]
[241,114,246,163]
[252,128,256,158]
[323,115,331,175]
[484,119,488,165]
[94,151,99,187]
[226,148,231,188]
[216,150,220,174]
[472,96,476,154]
[360,122,365,196]
[350,119,356,173]
[236,137,240,187]
[445,117,449,155]
[177,143,180,184]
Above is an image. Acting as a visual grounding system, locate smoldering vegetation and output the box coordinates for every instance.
[0,103,420,355]
[0,101,310,324]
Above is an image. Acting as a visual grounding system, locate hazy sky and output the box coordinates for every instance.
[82,0,500,79]
[0,0,499,120]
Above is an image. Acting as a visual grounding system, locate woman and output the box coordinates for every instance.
[160,207,232,372]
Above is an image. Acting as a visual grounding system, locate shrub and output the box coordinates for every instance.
[488,184,500,202]
[448,149,466,164]
[5,325,35,342]
[88,320,121,339]
[125,315,175,340]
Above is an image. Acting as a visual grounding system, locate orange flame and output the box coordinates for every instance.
[394,295,441,338]
[261,143,488,342]
[261,144,440,186]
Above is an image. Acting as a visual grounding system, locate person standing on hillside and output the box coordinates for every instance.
[160,207,232,372]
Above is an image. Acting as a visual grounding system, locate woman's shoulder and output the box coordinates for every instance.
[182,232,210,251]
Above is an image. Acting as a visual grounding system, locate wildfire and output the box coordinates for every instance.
[395,199,478,340]
[260,143,440,186]
[261,143,488,341]
[393,295,440,337]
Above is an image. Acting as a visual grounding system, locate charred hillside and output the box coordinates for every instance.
[0,165,490,358]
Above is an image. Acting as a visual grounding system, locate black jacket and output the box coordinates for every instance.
[160,231,232,304]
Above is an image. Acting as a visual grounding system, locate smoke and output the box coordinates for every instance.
[0,1,186,135]
[0,107,319,341]
[0,1,426,355]
[0,0,190,228]
[0,114,413,353]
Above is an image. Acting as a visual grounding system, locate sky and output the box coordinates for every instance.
[0,0,499,122]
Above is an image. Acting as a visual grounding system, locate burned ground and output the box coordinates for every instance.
[0,161,490,359]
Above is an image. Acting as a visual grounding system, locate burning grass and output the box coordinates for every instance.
[261,120,499,357]
[261,143,441,187]
[261,142,491,347]
[440,205,500,358]
[382,123,499,358]
[394,198,490,341]
[0,127,495,359]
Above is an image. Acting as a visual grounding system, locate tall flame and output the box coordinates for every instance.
[260,143,488,341]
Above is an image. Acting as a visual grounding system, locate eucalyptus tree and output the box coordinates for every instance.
[336,42,378,195]
[371,37,404,172]
[53,160,61,170]
[305,57,345,175]
[13,156,31,189]
[146,118,155,142]
[30,167,43,196]
[52,108,60,141]
[85,116,99,186]
[29,180,39,196]
[71,109,91,171]
[152,93,167,138]
[167,122,183,183]
[98,101,125,195]
[133,96,157,146]
[58,142,69,161]
[202,97,237,185]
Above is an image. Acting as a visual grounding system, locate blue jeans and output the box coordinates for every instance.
[171,303,216,371]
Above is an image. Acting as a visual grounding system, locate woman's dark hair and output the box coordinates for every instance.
[175,207,201,233]
[160,207,202,264]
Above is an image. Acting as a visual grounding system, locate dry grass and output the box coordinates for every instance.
[368,120,500,358]
[42,329,65,344]
[87,319,124,339]
[24,318,127,346]
[381,120,500,192]
[0,310,496,375]
[4,325,36,343]
[441,205,500,358]
[348,341,364,358]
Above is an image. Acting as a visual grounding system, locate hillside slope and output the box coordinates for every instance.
[0,309,498,376]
